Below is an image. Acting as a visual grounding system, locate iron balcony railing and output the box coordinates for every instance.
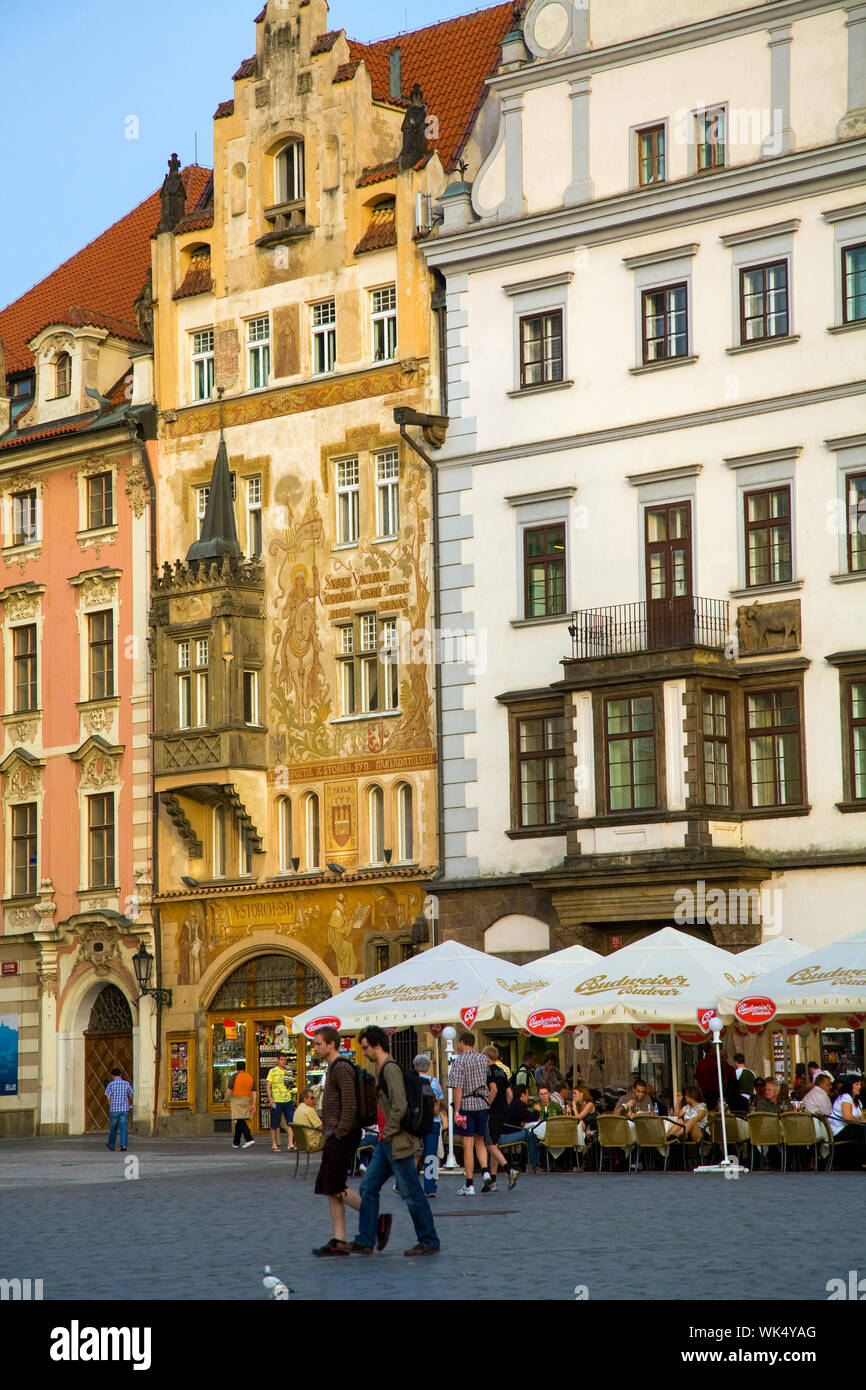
[567,597,730,660]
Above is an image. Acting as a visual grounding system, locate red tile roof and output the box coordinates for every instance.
[214,100,235,120]
[347,2,517,170]
[311,31,341,55]
[353,207,397,256]
[333,60,362,83]
[0,416,96,452]
[173,251,214,300]
[0,165,211,378]
[233,56,257,80]
[174,211,215,235]
[357,159,399,188]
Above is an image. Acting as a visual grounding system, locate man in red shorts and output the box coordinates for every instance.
[311,1026,363,1257]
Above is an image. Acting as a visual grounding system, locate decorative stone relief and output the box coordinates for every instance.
[78,573,118,608]
[8,906,37,929]
[4,590,41,621]
[76,453,114,480]
[12,720,37,743]
[34,878,57,932]
[78,747,121,790]
[125,463,149,518]
[36,964,57,996]
[74,922,121,975]
[3,547,41,575]
[736,599,801,655]
[77,530,116,559]
[3,758,43,802]
[81,706,110,736]
[40,333,74,358]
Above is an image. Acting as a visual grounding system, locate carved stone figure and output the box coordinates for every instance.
[737,599,801,654]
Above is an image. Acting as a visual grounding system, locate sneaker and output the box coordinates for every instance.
[120,1147,127,1152]
[313,1239,351,1257]
[376,1214,393,1252]
[106,1145,115,1151]
[349,1241,373,1254]
[242,1139,255,1148]
[404,1244,440,1257]
[358,1164,367,1174]
[457,1183,475,1196]
[481,1174,494,1193]
[232,1144,241,1149]
[508,1167,520,1191]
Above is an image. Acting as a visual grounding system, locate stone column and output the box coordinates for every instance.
[762,25,794,156]
[839,2,866,138]
[500,92,526,221]
[564,77,593,206]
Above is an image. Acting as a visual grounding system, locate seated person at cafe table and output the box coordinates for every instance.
[666,1086,709,1143]
[828,1074,866,1162]
[755,1080,782,1114]
[569,1083,598,1149]
[503,1085,545,1169]
[614,1079,654,1116]
[292,1088,324,1151]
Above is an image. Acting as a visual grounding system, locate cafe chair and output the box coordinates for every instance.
[747,1112,782,1171]
[498,1125,529,1169]
[597,1114,637,1173]
[538,1116,580,1173]
[816,1116,859,1173]
[291,1124,323,1179]
[632,1114,677,1172]
[706,1111,749,1166]
[779,1111,821,1173]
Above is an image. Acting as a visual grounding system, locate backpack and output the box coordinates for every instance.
[354,1064,378,1129]
[380,1060,435,1138]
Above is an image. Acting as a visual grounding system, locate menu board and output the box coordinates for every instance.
[169,1038,191,1107]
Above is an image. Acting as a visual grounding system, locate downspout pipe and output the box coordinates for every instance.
[393,408,449,949]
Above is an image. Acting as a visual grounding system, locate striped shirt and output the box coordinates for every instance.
[105,1078,134,1112]
[447,1050,489,1111]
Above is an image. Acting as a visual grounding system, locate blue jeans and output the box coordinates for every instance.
[525,1125,541,1168]
[422,1120,441,1195]
[357,1140,440,1250]
[108,1112,128,1148]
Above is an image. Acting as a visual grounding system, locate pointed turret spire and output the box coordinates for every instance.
[186,391,242,563]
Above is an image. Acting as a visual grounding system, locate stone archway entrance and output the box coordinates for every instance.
[83,985,134,1133]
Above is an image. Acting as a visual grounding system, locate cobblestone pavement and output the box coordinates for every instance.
[1,1136,861,1302]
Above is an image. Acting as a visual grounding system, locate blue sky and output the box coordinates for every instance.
[0,0,493,309]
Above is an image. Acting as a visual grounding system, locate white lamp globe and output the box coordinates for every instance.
[441,1025,457,1042]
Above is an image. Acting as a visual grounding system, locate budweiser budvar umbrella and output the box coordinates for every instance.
[717,925,866,1028]
[509,927,743,1035]
[531,942,602,976]
[290,940,551,1036]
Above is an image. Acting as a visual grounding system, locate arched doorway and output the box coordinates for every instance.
[207,953,331,1133]
[83,985,134,1134]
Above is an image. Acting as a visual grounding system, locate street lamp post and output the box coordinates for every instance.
[695,1016,748,1178]
[441,1025,459,1171]
[132,942,173,1008]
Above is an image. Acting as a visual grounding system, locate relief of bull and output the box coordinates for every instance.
[736,599,801,654]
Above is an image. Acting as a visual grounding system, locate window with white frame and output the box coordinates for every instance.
[360,613,378,713]
[338,624,356,715]
[276,140,305,204]
[368,785,385,864]
[371,285,398,362]
[381,618,399,710]
[312,300,337,375]
[191,329,215,401]
[247,316,270,390]
[177,638,209,729]
[305,792,320,870]
[245,475,262,557]
[10,489,38,547]
[396,781,414,861]
[243,669,259,725]
[376,450,399,538]
[196,486,210,538]
[54,353,71,399]
[278,797,293,872]
[336,457,359,545]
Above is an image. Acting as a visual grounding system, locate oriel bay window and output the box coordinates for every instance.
[13,624,37,712]
[642,284,688,363]
[605,694,657,812]
[519,310,563,388]
[515,710,567,829]
[88,610,115,700]
[524,524,566,618]
[88,793,116,888]
[702,690,731,807]
[243,669,260,725]
[746,688,803,808]
[177,639,209,729]
[12,802,37,896]
[745,486,792,587]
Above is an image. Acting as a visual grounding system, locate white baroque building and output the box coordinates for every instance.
[422,0,866,1002]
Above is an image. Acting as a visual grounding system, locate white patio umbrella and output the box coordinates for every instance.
[531,942,603,975]
[717,925,866,1024]
[509,927,740,1032]
[720,936,811,994]
[290,940,551,1035]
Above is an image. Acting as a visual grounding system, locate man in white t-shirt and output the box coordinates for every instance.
[802,1071,833,1120]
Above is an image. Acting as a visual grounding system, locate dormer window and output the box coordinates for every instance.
[276,141,305,205]
[54,353,71,399]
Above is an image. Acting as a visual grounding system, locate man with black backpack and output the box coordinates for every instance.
[311,1026,369,1258]
[350,1026,440,1257]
